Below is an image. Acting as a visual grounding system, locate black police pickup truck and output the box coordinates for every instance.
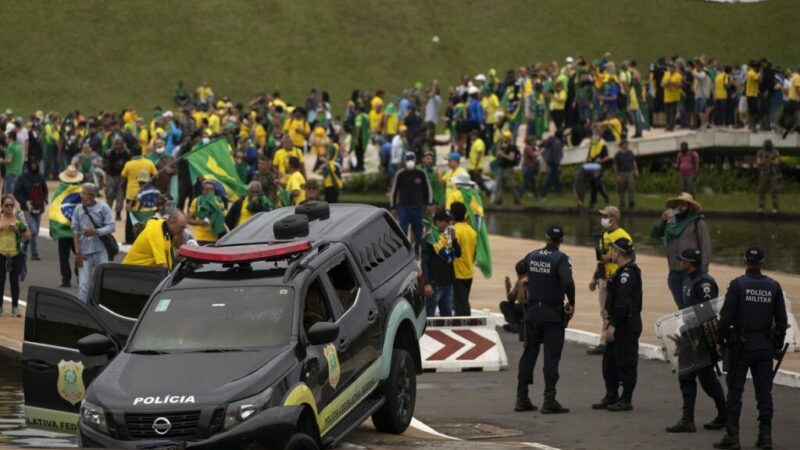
[22,202,426,449]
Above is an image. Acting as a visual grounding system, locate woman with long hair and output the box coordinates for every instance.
[0,194,31,317]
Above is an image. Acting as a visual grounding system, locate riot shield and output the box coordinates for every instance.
[655,297,723,375]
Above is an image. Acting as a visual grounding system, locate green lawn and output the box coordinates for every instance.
[1,0,796,116]
[341,191,799,214]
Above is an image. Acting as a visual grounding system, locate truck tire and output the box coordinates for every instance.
[282,432,319,450]
[372,349,416,434]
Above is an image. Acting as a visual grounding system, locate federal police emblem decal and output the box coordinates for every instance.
[324,343,340,389]
[57,360,86,405]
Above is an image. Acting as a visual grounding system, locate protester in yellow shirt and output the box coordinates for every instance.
[188,181,225,244]
[790,67,800,102]
[272,136,305,177]
[285,157,306,205]
[207,111,221,134]
[449,202,477,316]
[467,130,491,195]
[368,104,384,134]
[123,213,187,270]
[283,109,311,149]
[661,63,683,131]
[120,153,158,201]
[745,62,761,131]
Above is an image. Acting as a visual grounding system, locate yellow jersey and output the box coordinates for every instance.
[714,73,729,100]
[453,221,477,280]
[790,73,800,102]
[123,219,174,269]
[189,197,224,243]
[286,171,306,205]
[598,227,632,279]
[662,72,683,104]
[468,139,485,171]
[120,158,158,200]
[745,69,759,97]
[272,147,304,176]
[283,118,310,148]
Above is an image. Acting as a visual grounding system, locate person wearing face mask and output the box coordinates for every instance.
[389,152,432,257]
[225,181,273,229]
[586,206,632,355]
[592,238,641,412]
[146,139,176,196]
[650,192,712,308]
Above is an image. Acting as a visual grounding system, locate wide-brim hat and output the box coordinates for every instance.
[59,165,84,183]
[666,192,702,212]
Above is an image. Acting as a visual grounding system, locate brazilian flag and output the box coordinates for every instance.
[49,182,82,239]
[458,187,492,279]
[185,138,248,201]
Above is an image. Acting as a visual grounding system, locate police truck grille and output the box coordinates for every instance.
[125,411,201,439]
[208,408,225,434]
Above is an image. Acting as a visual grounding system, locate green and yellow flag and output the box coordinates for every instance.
[49,182,83,239]
[185,138,248,201]
[459,187,492,279]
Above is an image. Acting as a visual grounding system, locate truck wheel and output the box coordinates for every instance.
[282,432,319,450]
[372,349,416,434]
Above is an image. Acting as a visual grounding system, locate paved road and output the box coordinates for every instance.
[6,238,800,449]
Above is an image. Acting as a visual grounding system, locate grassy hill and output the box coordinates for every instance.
[1,0,795,116]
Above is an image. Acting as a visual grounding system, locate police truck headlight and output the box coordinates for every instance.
[80,400,109,434]
[224,388,273,430]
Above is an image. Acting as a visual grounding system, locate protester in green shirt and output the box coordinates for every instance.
[3,131,24,195]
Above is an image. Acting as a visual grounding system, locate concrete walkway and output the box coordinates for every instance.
[470,234,800,373]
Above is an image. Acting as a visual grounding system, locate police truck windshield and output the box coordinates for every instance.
[128,286,294,353]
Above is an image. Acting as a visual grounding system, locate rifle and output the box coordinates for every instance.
[772,342,790,380]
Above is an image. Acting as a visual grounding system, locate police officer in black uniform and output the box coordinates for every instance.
[513,225,575,414]
[592,238,641,412]
[666,248,727,433]
[714,246,788,450]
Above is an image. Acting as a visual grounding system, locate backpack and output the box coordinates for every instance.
[30,182,45,214]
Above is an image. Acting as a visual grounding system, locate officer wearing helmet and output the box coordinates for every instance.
[592,238,642,412]
[666,248,727,433]
[513,225,575,414]
[714,246,788,450]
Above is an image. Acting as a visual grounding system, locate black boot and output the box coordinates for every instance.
[541,389,569,414]
[514,385,537,412]
[755,421,772,449]
[665,418,696,433]
[703,414,726,430]
[591,390,619,410]
[713,424,741,450]
[606,387,633,412]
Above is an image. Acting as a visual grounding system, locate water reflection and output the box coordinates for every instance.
[0,361,76,448]
[486,211,799,274]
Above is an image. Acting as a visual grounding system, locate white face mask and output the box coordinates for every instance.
[155,146,165,154]
[600,217,612,229]
[405,160,415,170]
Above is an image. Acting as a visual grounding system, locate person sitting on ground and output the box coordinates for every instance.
[499,265,528,334]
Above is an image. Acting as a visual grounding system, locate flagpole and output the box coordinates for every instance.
[153,136,230,178]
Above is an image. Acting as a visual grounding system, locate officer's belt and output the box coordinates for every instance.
[744,331,770,340]
[527,301,563,309]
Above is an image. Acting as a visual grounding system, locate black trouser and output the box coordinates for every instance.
[724,343,774,427]
[324,188,339,203]
[517,320,565,391]
[470,170,491,195]
[589,173,609,207]
[0,254,24,308]
[602,329,640,400]
[355,141,366,171]
[57,238,76,285]
[453,278,473,316]
[665,102,678,130]
[679,366,726,422]
[499,300,523,326]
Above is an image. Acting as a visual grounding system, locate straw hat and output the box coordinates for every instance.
[666,192,702,212]
[59,165,84,184]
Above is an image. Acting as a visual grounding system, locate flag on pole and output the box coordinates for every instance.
[48,182,82,239]
[185,138,248,201]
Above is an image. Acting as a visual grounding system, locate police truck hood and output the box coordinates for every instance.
[87,347,293,408]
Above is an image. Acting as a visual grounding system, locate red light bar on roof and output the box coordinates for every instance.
[178,241,312,264]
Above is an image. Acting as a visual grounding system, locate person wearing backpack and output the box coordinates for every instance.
[13,158,48,260]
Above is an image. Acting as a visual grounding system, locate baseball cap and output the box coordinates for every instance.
[565,56,575,64]
[433,210,451,222]
[611,238,634,254]
[502,130,513,139]
[598,206,620,220]
[405,151,416,160]
[545,225,564,242]
[678,248,702,266]
[744,246,765,264]
[448,151,461,161]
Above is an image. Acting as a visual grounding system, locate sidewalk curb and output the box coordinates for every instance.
[485,312,800,389]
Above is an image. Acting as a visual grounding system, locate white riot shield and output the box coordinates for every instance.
[655,297,724,375]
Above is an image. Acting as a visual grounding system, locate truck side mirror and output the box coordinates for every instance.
[78,333,115,357]
[307,322,339,346]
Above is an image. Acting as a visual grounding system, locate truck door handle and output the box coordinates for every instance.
[338,337,349,352]
[367,309,378,323]
[27,359,53,371]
